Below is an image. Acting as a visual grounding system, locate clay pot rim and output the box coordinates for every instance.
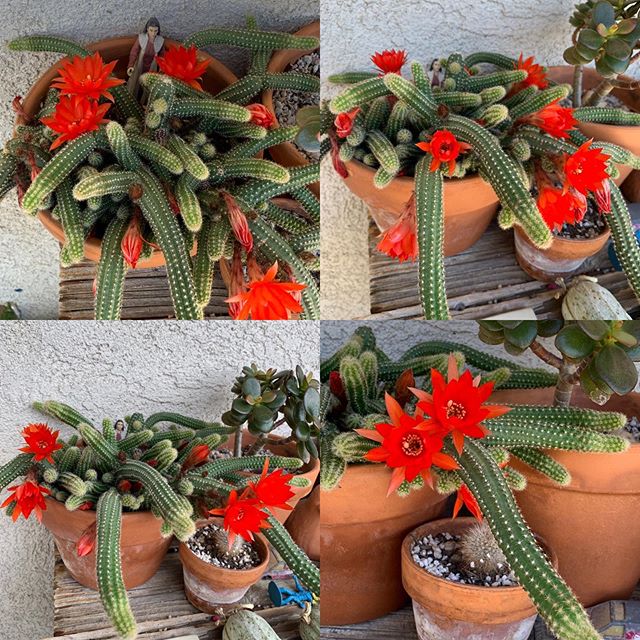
[402,517,557,596]
[44,493,155,522]
[178,517,270,578]
[514,223,611,249]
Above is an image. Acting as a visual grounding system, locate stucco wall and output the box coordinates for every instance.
[0,320,319,640]
[0,0,318,319]
[319,0,640,319]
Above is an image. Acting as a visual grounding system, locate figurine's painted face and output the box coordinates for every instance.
[432,60,442,73]
[147,25,159,39]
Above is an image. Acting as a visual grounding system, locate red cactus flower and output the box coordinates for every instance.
[19,423,62,463]
[222,246,246,320]
[249,459,295,511]
[329,130,349,177]
[453,484,483,520]
[222,192,253,253]
[226,261,306,320]
[247,103,276,128]
[121,215,143,269]
[78,501,94,511]
[537,185,587,231]
[335,108,360,139]
[51,52,124,102]
[1,481,50,522]
[355,393,459,496]
[371,49,407,75]
[209,489,270,547]
[594,179,611,214]
[376,193,418,262]
[41,95,111,150]
[12,96,31,123]
[182,444,210,472]
[524,100,576,139]
[564,140,610,195]
[513,53,548,91]
[412,353,511,455]
[76,522,97,557]
[156,45,209,90]
[416,130,472,176]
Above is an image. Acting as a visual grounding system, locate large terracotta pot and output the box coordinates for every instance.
[18,36,238,267]
[179,518,269,611]
[320,463,449,625]
[491,386,640,607]
[402,518,557,640]
[514,225,610,281]
[261,21,320,197]
[342,159,499,256]
[548,66,640,186]
[41,496,172,590]
[285,485,320,561]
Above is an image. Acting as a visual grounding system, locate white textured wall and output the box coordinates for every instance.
[0,0,318,319]
[319,0,640,319]
[0,320,319,640]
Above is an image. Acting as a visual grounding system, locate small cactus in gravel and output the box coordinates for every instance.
[458,521,508,581]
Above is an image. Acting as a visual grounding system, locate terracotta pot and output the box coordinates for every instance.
[228,430,320,524]
[402,518,557,640]
[18,36,238,266]
[491,386,640,607]
[342,159,499,256]
[41,496,172,590]
[285,485,319,561]
[548,66,640,186]
[514,225,610,282]
[179,518,269,611]
[261,21,319,197]
[320,463,449,625]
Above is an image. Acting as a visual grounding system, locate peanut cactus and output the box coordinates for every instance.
[327,50,640,318]
[321,326,631,640]
[3,21,320,320]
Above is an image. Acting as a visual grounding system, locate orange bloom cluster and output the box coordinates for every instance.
[416,130,471,176]
[512,53,548,93]
[376,193,418,262]
[371,49,407,75]
[524,100,576,139]
[156,45,209,90]
[19,423,62,463]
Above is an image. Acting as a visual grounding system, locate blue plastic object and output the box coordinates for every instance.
[268,575,313,608]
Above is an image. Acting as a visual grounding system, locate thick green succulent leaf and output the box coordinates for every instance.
[594,344,638,394]
[555,324,595,359]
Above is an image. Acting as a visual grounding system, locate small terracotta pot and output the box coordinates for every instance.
[261,21,320,197]
[41,496,172,590]
[179,518,269,611]
[514,225,610,282]
[402,518,557,640]
[342,160,499,256]
[320,463,449,625]
[285,485,319,561]
[491,387,640,607]
[548,66,640,186]
[18,36,238,266]
[226,430,320,524]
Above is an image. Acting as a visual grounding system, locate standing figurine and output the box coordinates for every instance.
[430,58,443,87]
[127,17,165,96]
[114,419,127,441]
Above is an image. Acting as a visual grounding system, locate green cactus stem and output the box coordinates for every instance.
[127,134,183,175]
[490,405,626,432]
[143,412,228,432]
[0,454,34,492]
[320,428,347,491]
[224,126,299,159]
[574,106,640,126]
[510,448,571,486]
[32,400,94,428]
[329,77,391,114]
[184,28,318,52]
[95,217,128,321]
[55,179,85,266]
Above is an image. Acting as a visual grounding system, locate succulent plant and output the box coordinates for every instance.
[2,20,320,320]
[295,105,321,154]
[321,326,631,640]
[326,51,640,319]
[458,520,508,581]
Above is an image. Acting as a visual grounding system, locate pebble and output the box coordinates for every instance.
[187,524,261,570]
[625,416,640,443]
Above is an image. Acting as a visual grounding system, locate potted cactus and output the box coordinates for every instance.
[320,325,630,640]
[479,319,640,607]
[326,49,640,316]
[2,19,320,320]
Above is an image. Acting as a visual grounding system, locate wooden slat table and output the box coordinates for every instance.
[367,220,640,320]
[47,547,306,639]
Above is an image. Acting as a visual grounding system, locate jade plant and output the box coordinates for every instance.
[326,49,640,319]
[478,319,640,406]
[321,326,630,640]
[565,0,640,106]
[222,364,320,462]
[0,397,318,639]
[1,19,320,320]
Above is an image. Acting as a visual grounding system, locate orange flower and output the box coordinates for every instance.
[537,185,587,231]
[249,459,295,511]
[412,353,511,455]
[416,130,471,176]
[564,140,610,195]
[19,423,62,463]
[594,179,611,214]
[76,522,97,557]
[41,95,110,150]
[334,108,360,138]
[247,104,276,128]
[209,489,270,547]
[376,193,418,262]
[1,481,50,522]
[51,52,124,102]
[355,393,458,496]
[371,49,407,75]
[121,215,143,269]
[156,45,209,90]
[524,100,576,139]
[513,53,548,91]
[181,444,210,472]
[226,261,306,320]
[453,484,483,520]
[222,192,253,253]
